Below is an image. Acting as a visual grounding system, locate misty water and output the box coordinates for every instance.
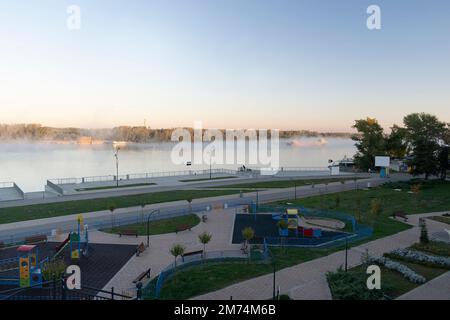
[0,137,356,192]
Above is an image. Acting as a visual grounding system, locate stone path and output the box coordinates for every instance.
[193,212,449,300]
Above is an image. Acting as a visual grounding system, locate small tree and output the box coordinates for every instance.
[170,244,185,270]
[355,194,362,222]
[186,195,193,213]
[277,219,288,230]
[242,227,255,260]
[370,199,382,226]
[109,204,116,228]
[419,218,429,244]
[198,232,212,258]
[335,195,341,209]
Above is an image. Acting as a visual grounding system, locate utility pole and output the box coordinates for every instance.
[114,147,120,187]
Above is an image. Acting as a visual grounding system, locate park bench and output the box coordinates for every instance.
[133,267,151,284]
[202,215,208,223]
[392,211,408,222]
[119,229,138,237]
[135,242,147,257]
[181,250,203,262]
[175,224,192,234]
[24,234,47,244]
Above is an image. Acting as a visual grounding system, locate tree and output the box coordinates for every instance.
[385,125,408,159]
[198,232,212,258]
[170,244,185,270]
[242,227,255,259]
[352,118,386,171]
[109,204,116,228]
[438,146,449,181]
[419,218,429,244]
[186,195,193,213]
[370,198,382,226]
[403,113,446,179]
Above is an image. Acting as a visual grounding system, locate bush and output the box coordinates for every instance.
[327,267,385,300]
[411,241,450,257]
[388,248,450,268]
[277,219,288,230]
[42,259,67,281]
[368,256,426,284]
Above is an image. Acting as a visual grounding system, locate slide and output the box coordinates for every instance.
[54,234,71,258]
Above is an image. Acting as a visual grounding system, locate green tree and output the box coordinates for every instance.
[170,244,185,270]
[385,125,408,159]
[352,118,386,171]
[438,146,449,181]
[186,195,193,213]
[198,232,212,258]
[242,227,255,259]
[403,113,446,179]
[109,204,116,228]
[419,218,429,244]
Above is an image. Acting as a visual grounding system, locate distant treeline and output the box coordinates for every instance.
[0,124,352,142]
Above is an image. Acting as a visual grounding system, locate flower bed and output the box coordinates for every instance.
[368,256,426,284]
[388,248,450,268]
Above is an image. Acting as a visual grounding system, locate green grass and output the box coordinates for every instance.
[75,183,156,191]
[102,214,201,236]
[208,177,363,189]
[410,241,450,257]
[147,246,338,300]
[428,215,450,225]
[0,189,239,224]
[179,176,238,182]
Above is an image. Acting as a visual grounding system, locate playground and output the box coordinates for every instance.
[232,206,368,247]
[0,215,137,299]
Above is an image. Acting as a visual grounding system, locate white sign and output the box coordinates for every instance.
[375,156,390,167]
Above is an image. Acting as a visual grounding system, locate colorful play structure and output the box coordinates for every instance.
[272,208,322,238]
[0,214,89,289]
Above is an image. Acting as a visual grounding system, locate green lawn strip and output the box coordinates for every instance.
[207,177,363,189]
[0,189,239,224]
[148,246,337,300]
[179,176,238,182]
[75,183,156,191]
[410,241,450,257]
[102,214,200,236]
[428,215,450,225]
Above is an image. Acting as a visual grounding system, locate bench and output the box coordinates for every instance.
[181,250,203,262]
[136,242,146,257]
[202,215,208,223]
[24,235,47,244]
[175,224,192,234]
[133,267,151,284]
[392,211,408,222]
[119,229,138,237]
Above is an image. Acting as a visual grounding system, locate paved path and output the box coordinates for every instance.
[193,212,449,300]
[397,271,450,300]
[0,175,400,243]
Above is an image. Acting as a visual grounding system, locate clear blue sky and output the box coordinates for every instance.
[0,0,449,131]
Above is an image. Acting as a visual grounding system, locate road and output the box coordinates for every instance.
[0,174,409,244]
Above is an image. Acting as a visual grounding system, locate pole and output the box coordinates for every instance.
[147,214,150,248]
[115,147,120,187]
[272,261,276,300]
[345,236,348,272]
[294,182,297,200]
[209,152,212,179]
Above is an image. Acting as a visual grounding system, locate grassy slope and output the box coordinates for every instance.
[0,189,238,224]
[208,177,362,189]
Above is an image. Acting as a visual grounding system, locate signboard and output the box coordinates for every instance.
[375,156,390,168]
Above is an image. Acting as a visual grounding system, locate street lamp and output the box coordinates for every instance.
[146,209,160,248]
[114,147,120,187]
[207,148,214,180]
[344,236,349,272]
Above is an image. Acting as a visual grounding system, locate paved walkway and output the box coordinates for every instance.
[193,212,449,300]
[397,271,450,300]
[98,208,241,296]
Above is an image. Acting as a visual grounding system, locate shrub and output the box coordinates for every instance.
[277,219,288,230]
[368,256,426,284]
[388,248,450,268]
[419,218,429,244]
[42,259,67,281]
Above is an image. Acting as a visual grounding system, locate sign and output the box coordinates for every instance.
[375,156,390,167]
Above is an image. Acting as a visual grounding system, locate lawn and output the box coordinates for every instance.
[147,180,450,300]
[75,182,156,191]
[179,176,238,182]
[147,246,338,300]
[0,189,239,224]
[208,177,363,189]
[102,214,201,236]
[428,214,450,225]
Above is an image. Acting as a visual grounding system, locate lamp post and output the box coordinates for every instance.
[345,236,349,272]
[146,209,159,248]
[114,147,120,187]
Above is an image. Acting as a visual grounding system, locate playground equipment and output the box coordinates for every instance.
[272,208,322,238]
[68,214,89,260]
[0,245,45,287]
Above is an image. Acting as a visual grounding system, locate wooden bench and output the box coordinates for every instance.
[181,250,203,262]
[202,215,208,223]
[24,235,47,244]
[133,267,151,284]
[119,229,138,237]
[136,242,146,257]
[175,224,192,234]
[392,211,408,222]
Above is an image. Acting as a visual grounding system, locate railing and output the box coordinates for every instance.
[0,182,14,189]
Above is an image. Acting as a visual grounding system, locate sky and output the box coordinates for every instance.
[0,0,449,132]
